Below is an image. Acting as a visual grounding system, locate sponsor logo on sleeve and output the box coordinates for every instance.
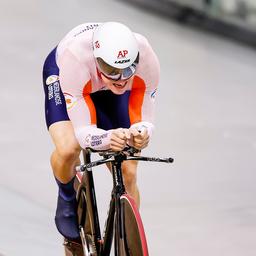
[85,134,91,147]
[84,133,108,147]
[64,92,77,110]
[95,40,100,49]
[48,84,54,100]
[47,79,62,105]
[46,75,59,85]
[53,82,62,105]
[91,133,108,147]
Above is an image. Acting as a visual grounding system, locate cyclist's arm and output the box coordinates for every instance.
[58,49,112,150]
[129,35,160,137]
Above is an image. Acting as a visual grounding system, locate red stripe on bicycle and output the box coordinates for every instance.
[76,173,82,183]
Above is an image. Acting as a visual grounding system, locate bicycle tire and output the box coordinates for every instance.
[76,177,97,256]
[115,194,149,256]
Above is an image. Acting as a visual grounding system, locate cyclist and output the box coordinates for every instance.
[42,22,160,241]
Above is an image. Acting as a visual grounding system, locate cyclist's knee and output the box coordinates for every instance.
[55,140,81,162]
[122,161,138,185]
[49,121,81,162]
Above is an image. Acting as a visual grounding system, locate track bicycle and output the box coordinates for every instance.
[64,147,173,256]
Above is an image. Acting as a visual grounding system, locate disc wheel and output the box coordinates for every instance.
[77,186,97,256]
[114,194,149,256]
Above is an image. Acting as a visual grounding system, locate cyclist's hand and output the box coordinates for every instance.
[129,127,149,150]
[109,128,130,151]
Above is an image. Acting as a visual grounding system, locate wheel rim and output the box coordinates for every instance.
[120,195,148,256]
[77,188,97,255]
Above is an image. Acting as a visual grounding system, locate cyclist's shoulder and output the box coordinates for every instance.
[134,32,158,63]
[134,32,150,48]
[57,22,99,59]
[68,22,100,36]
[61,22,100,42]
[133,33,160,84]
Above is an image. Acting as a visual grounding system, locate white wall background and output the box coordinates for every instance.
[0,0,256,255]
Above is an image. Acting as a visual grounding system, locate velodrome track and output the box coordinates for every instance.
[0,0,256,255]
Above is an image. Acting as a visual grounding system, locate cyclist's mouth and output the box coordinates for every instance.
[112,81,128,89]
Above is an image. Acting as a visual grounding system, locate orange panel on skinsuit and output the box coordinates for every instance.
[83,80,97,125]
[129,76,146,124]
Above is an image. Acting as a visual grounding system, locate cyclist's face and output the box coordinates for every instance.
[101,74,133,95]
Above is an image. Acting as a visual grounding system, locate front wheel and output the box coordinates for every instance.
[76,183,97,256]
[115,194,149,256]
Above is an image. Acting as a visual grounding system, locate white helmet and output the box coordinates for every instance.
[93,22,139,71]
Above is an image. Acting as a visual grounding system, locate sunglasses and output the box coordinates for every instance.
[96,54,139,81]
[100,63,137,81]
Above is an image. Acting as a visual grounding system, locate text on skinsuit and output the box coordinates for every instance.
[74,24,99,37]
[91,140,103,147]
[91,133,108,141]
[48,85,54,100]
[48,81,62,105]
[53,82,62,105]
[90,133,108,147]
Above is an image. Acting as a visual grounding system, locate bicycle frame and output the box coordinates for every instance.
[76,151,130,255]
[75,148,174,256]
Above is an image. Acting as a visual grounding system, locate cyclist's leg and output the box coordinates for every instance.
[121,160,140,208]
[43,48,81,241]
[49,121,81,183]
[49,122,82,241]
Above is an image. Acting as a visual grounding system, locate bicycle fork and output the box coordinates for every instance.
[111,160,130,255]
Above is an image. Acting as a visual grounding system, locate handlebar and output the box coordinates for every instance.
[76,147,174,172]
[86,146,141,157]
